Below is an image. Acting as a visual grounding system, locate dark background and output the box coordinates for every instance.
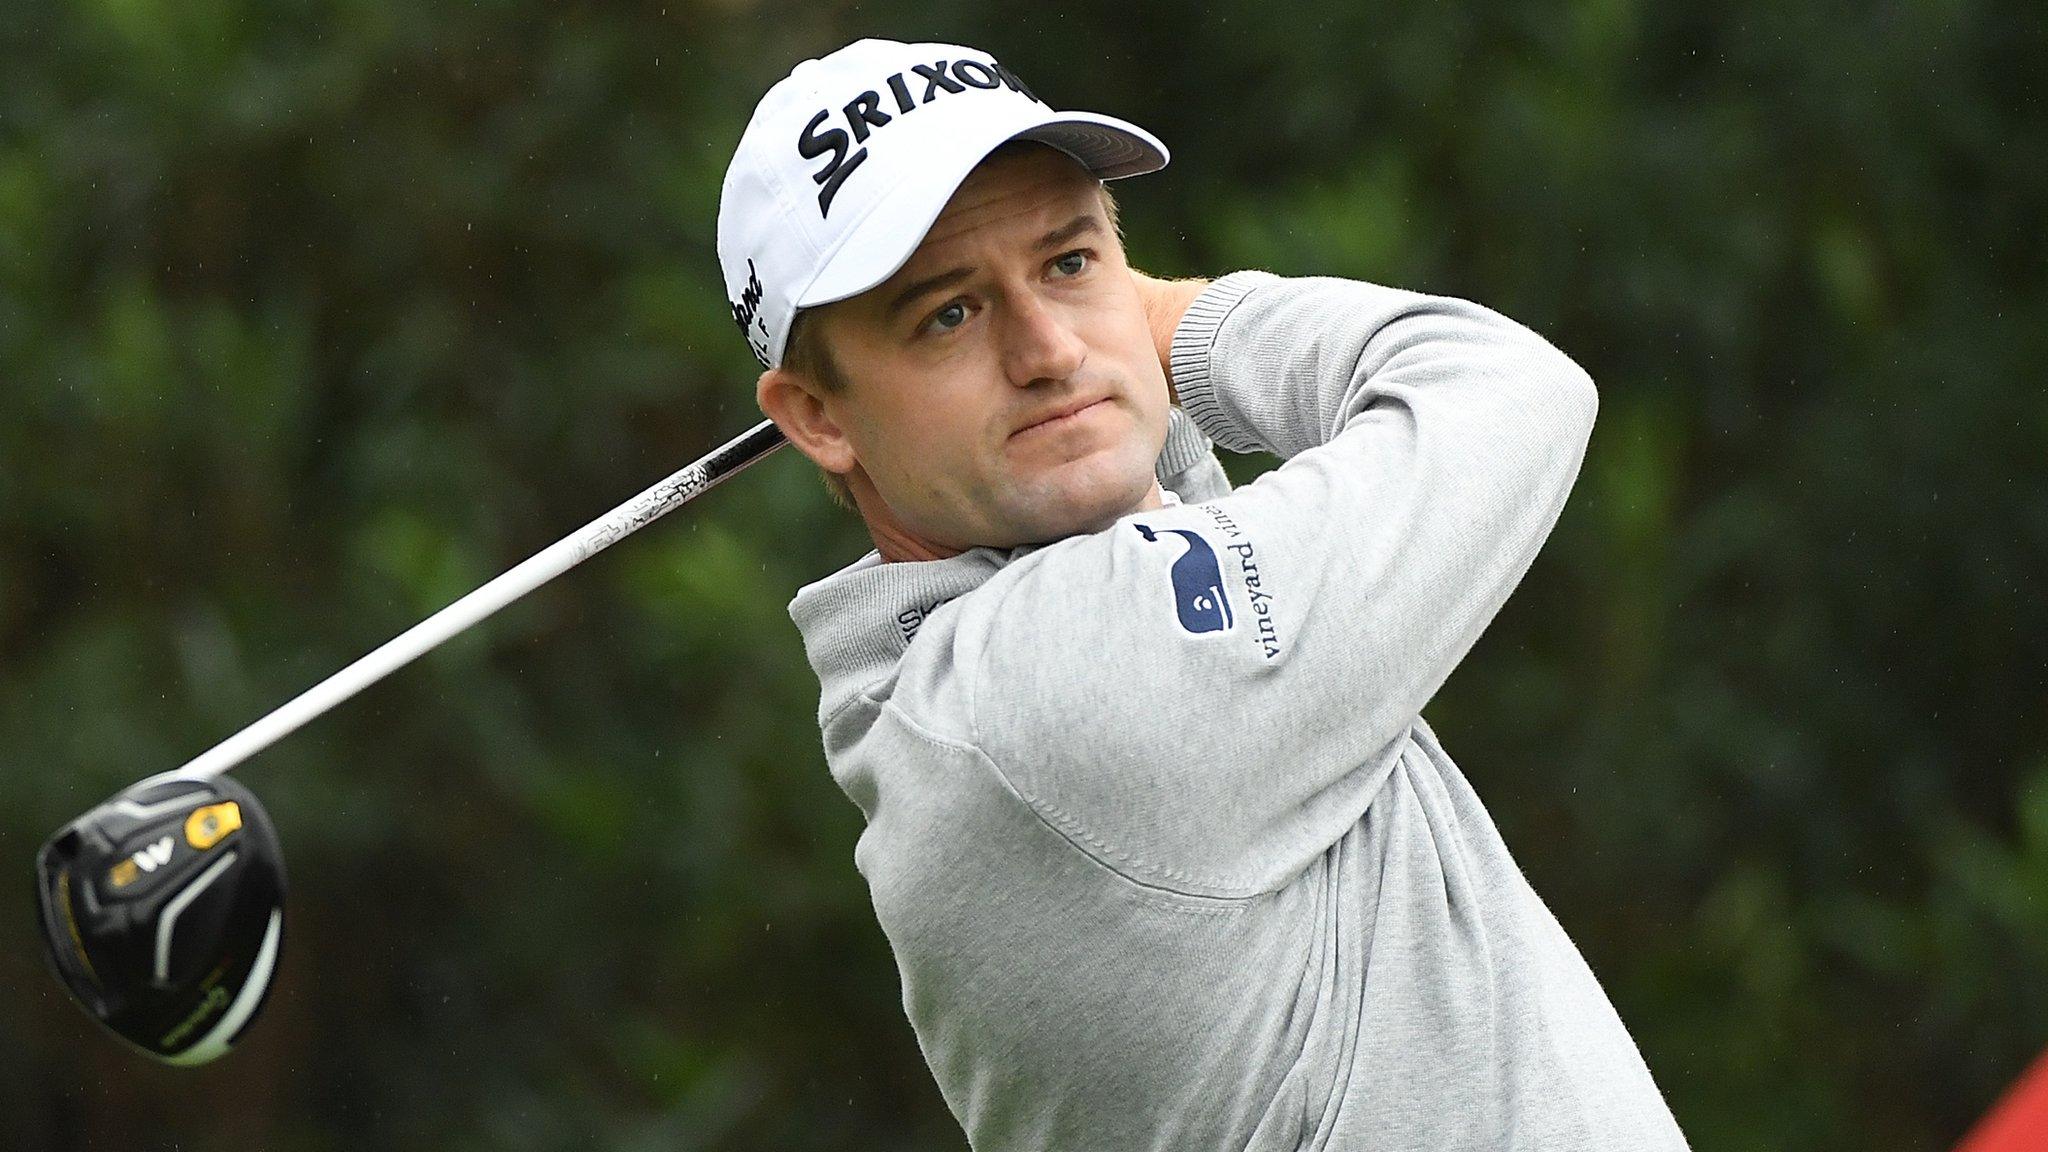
[3,1,2044,1148]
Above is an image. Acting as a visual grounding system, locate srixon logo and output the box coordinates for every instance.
[798,57,1042,218]
[894,595,955,647]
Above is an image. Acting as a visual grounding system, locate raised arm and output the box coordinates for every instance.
[963,272,1598,896]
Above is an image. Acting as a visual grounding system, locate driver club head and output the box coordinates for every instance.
[33,774,287,1066]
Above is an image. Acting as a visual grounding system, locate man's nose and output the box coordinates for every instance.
[998,288,1087,387]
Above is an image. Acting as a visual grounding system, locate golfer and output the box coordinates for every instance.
[720,38,1689,1150]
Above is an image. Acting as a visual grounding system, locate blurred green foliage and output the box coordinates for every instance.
[2,0,2043,1148]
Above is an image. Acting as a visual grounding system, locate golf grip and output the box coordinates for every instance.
[157,420,788,784]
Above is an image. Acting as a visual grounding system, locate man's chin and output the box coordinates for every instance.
[1004,464,1160,544]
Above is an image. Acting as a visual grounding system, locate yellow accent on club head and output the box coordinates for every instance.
[108,859,140,889]
[185,802,243,851]
[58,871,102,987]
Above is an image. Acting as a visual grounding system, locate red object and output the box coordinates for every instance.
[1957,1048,2048,1152]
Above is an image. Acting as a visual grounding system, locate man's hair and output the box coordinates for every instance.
[785,150,1123,507]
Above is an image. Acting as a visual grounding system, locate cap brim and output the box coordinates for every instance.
[796,112,1169,312]
[1015,112,1169,181]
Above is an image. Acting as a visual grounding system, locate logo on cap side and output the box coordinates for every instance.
[797,57,1043,218]
[730,258,771,367]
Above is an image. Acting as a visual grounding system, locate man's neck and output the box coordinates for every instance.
[870,522,964,564]
[857,480,1169,563]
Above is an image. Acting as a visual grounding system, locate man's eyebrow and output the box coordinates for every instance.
[881,215,1106,320]
[885,267,974,320]
[1034,214,1102,251]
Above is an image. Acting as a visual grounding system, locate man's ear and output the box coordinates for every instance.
[757,366,858,476]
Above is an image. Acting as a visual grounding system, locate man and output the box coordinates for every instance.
[719,37,1689,1150]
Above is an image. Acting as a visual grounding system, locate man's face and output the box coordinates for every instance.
[801,145,1171,550]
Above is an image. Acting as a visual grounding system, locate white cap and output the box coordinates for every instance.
[717,38,1169,369]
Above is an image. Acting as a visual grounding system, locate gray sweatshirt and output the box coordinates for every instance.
[788,272,1689,1151]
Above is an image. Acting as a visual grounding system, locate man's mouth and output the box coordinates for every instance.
[1012,397,1111,439]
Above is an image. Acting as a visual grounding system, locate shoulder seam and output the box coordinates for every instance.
[880,698,1260,909]
[952,628,1273,898]
[820,683,885,731]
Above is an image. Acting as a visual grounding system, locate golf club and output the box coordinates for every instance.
[34,418,787,1064]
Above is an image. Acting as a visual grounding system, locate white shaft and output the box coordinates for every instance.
[162,421,785,783]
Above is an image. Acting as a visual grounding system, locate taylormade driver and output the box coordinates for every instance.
[34,774,287,1065]
[32,420,784,1064]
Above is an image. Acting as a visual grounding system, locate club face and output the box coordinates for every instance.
[34,776,287,1065]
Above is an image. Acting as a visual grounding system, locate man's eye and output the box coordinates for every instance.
[1052,250,1089,277]
[927,301,969,333]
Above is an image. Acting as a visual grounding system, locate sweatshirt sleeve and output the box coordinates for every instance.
[962,272,1598,898]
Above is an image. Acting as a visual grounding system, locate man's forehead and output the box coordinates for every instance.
[888,150,1102,279]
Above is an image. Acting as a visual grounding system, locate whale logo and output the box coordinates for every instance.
[1133,524,1236,635]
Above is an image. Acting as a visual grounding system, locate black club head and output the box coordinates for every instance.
[34,774,287,1066]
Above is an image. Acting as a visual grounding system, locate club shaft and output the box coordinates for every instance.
[164,420,787,783]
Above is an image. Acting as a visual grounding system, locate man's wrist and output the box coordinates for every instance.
[1131,271,1211,400]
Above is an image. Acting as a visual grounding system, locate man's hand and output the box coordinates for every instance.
[1129,270,1210,403]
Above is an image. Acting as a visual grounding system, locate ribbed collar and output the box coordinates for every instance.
[788,544,1011,720]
